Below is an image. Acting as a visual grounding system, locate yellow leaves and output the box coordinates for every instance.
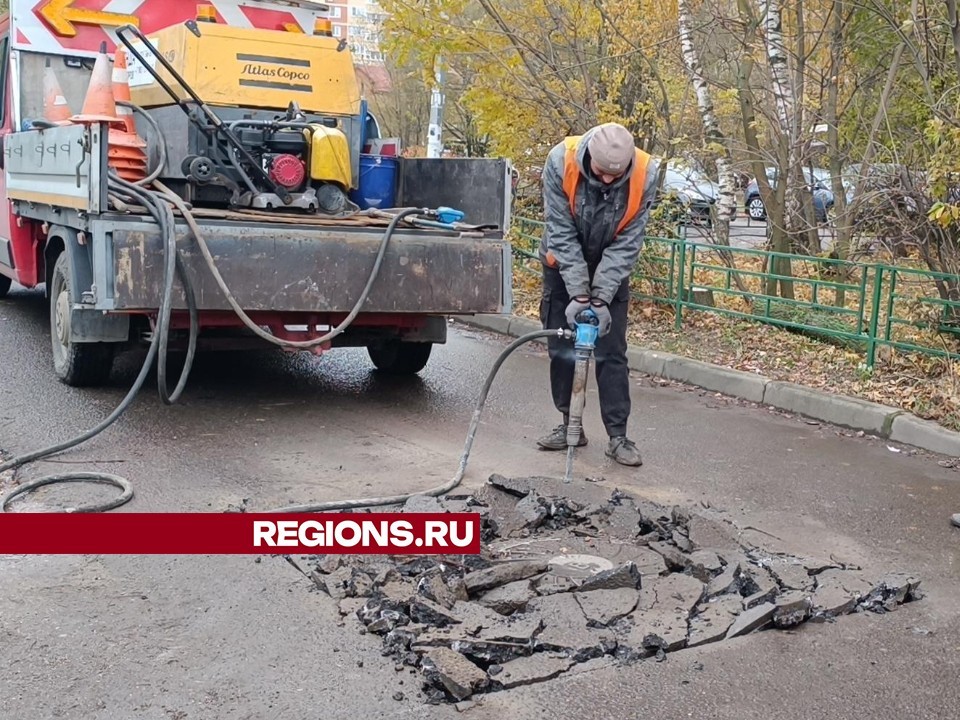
[717,87,740,103]
[925,118,951,146]
[419,65,434,87]
[928,201,960,228]
[381,0,689,161]
[930,202,948,224]
[602,0,677,52]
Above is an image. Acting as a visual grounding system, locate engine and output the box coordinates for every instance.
[163,105,355,214]
[126,19,366,215]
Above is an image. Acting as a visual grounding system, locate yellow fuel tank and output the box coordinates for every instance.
[128,22,362,116]
[308,125,353,188]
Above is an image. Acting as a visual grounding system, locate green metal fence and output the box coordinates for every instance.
[509,216,960,367]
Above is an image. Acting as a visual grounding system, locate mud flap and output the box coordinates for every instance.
[69,308,130,343]
[402,315,447,344]
[49,226,130,343]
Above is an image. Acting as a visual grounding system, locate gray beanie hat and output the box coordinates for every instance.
[587,123,635,175]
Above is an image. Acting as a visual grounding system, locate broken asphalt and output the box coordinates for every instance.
[0,290,958,719]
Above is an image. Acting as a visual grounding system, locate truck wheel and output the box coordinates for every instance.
[0,274,10,299]
[368,340,432,375]
[49,252,116,387]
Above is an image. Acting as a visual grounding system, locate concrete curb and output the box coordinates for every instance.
[456,313,960,458]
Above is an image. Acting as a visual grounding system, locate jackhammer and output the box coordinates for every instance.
[564,308,600,483]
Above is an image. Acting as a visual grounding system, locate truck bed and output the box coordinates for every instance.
[4,123,513,317]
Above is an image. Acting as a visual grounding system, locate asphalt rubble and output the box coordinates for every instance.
[307,475,923,705]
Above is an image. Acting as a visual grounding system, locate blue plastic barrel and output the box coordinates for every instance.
[351,154,397,210]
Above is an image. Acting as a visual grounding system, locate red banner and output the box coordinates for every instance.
[0,513,482,555]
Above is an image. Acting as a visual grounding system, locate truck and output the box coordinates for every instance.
[0,0,513,386]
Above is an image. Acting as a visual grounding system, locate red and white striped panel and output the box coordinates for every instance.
[12,0,327,57]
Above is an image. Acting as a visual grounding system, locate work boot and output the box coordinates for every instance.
[951,513,960,528]
[537,424,588,451]
[606,436,643,466]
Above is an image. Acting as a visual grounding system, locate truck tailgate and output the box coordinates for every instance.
[99,216,510,314]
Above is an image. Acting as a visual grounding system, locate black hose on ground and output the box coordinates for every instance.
[267,328,568,513]
[0,182,424,512]
[0,174,189,512]
[1,322,566,513]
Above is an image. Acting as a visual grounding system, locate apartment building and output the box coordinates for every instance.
[349,0,386,64]
[326,0,390,94]
[325,0,385,63]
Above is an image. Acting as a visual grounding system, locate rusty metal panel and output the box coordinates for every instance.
[106,219,508,314]
[396,158,512,230]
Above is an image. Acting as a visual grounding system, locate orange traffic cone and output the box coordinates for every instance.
[43,58,72,125]
[71,42,124,126]
[107,46,148,182]
[112,48,138,134]
[108,135,149,182]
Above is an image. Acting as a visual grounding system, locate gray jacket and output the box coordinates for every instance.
[538,126,659,304]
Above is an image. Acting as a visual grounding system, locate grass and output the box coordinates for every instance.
[510,260,960,434]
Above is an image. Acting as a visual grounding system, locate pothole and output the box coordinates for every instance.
[306,475,922,705]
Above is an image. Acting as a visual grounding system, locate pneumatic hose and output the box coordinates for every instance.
[267,328,567,513]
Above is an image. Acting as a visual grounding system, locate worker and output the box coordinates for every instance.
[536,122,659,467]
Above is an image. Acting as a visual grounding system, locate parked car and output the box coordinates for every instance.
[841,163,923,210]
[744,167,834,223]
[657,163,725,226]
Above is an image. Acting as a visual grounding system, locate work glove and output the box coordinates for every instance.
[565,296,592,329]
[590,299,612,337]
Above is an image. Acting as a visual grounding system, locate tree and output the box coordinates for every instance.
[373,0,960,319]
[678,0,737,245]
[378,0,683,160]
[366,59,431,150]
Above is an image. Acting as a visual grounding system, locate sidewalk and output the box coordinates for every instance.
[456,314,960,459]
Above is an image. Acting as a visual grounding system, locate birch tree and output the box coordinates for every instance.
[732,0,793,296]
[678,0,737,246]
[759,0,818,257]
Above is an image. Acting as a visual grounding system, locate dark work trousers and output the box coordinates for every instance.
[540,263,631,437]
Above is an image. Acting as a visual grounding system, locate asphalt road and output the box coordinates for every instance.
[2,285,959,720]
[685,216,839,250]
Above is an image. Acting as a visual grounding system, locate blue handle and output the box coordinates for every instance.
[574,308,599,349]
[436,206,465,224]
[575,308,599,325]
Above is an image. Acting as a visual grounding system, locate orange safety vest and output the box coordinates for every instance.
[561,133,650,237]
